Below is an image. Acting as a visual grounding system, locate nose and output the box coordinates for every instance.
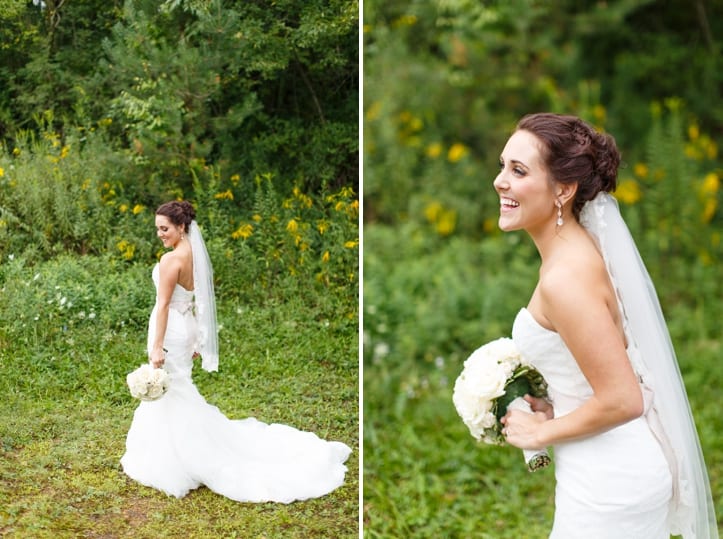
[493,170,508,192]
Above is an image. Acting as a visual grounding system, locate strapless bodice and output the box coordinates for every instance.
[512,308,593,415]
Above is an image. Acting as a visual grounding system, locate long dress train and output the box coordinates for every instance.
[121,264,351,502]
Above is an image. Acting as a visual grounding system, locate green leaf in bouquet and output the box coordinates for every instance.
[494,376,532,421]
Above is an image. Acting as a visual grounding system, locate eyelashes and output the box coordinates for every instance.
[499,160,527,177]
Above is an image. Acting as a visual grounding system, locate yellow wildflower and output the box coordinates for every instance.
[701,172,720,196]
[447,143,468,163]
[214,189,234,200]
[119,204,129,213]
[366,101,382,122]
[231,223,254,239]
[426,143,443,159]
[344,239,359,249]
[615,179,642,205]
[340,186,355,198]
[685,144,701,161]
[702,199,717,223]
[391,14,417,28]
[317,220,329,234]
[335,201,346,212]
[633,163,648,179]
[286,218,298,233]
[252,214,262,222]
[0,167,4,177]
[12,148,20,156]
[704,138,718,160]
[322,251,330,263]
[436,209,457,236]
[698,250,713,266]
[230,174,240,185]
[116,240,135,261]
[424,201,443,223]
[688,124,700,141]
[132,204,145,215]
[60,145,70,159]
[592,104,606,124]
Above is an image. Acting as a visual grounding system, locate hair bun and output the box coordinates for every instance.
[179,200,196,222]
[592,131,620,193]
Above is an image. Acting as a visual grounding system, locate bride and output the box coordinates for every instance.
[121,200,351,502]
[495,113,716,537]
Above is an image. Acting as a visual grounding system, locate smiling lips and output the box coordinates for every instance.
[500,197,520,210]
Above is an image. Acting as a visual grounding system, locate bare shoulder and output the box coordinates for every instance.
[538,239,611,323]
[158,251,182,280]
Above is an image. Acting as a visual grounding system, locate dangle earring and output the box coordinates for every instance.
[555,201,564,227]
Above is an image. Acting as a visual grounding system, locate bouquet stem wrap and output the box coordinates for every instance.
[506,396,551,471]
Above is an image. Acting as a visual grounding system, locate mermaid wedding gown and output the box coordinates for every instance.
[121,264,351,502]
[512,308,672,538]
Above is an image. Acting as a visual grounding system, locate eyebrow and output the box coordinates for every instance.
[500,156,530,169]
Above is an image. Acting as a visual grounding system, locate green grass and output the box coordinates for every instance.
[0,257,358,538]
[362,223,723,538]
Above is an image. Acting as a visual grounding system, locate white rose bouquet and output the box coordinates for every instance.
[126,363,170,401]
[453,337,550,471]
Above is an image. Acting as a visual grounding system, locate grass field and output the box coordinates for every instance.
[0,255,359,538]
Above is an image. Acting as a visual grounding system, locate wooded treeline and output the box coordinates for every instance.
[0,0,358,200]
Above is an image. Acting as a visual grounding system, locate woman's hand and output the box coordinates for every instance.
[501,405,550,450]
[524,394,554,420]
[150,347,165,368]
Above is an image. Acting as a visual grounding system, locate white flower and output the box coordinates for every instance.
[126,363,170,401]
[373,342,390,360]
[452,337,521,441]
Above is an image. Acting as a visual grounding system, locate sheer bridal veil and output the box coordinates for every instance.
[188,220,219,372]
[580,193,717,538]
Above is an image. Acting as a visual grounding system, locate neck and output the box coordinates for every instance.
[528,219,582,263]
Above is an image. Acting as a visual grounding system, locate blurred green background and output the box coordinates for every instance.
[362,1,722,537]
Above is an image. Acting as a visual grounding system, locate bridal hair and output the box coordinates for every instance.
[156,200,196,233]
[517,113,621,220]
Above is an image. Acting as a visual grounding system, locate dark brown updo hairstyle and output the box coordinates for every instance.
[517,113,621,220]
[156,200,196,233]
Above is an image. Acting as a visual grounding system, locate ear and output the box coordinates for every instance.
[556,182,578,207]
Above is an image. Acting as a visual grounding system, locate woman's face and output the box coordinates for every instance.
[493,129,558,234]
[155,214,184,248]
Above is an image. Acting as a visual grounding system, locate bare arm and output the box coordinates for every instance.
[504,264,643,449]
[150,255,180,368]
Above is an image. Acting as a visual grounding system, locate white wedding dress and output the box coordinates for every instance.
[513,307,672,538]
[121,264,352,502]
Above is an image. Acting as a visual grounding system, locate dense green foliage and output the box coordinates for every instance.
[363,0,722,537]
[1,0,357,202]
